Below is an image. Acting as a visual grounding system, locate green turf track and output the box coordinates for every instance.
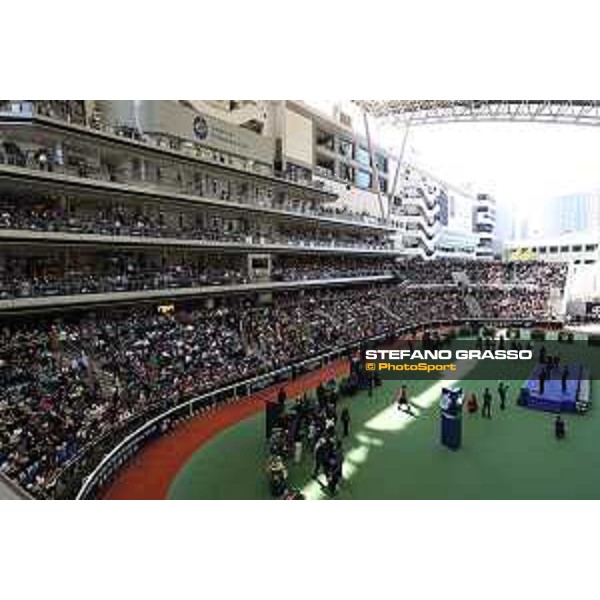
[168,343,600,500]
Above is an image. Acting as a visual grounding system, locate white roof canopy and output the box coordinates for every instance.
[354,100,600,126]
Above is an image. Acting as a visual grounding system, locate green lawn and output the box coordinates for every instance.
[168,342,600,500]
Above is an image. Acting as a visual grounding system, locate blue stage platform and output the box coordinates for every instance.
[519,364,590,414]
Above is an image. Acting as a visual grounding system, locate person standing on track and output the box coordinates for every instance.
[498,382,508,411]
[561,366,569,394]
[466,391,479,414]
[368,371,374,397]
[396,385,412,414]
[341,406,351,437]
[482,387,493,419]
[555,414,566,440]
[312,435,328,479]
[277,386,287,407]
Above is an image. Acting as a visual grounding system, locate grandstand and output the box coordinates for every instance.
[0,99,587,501]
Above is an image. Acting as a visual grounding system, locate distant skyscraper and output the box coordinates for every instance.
[543,190,600,237]
[494,202,514,245]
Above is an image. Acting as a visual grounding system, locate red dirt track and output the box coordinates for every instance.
[102,359,350,499]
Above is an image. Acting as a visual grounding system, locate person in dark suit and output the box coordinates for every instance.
[396,385,411,413]
[326,440,344,496]
[367,371,374,397]
[539,345,547,366]
[561,366,569,394]
[539,369,546,395]
[312,436,328,479]
[555,415,566,440]
[498,382,508,411]
[341,407,351,437]
[482,388,492,419]
[277,387,287,407]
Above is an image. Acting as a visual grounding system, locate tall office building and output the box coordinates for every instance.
[543,190,600,237]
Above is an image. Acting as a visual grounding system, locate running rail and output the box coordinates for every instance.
[75,338,381,499]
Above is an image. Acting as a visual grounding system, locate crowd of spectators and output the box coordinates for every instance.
[386,286,469,323]
[471,287,551,320]
[0,256,566,497]
[396,258,568,290]
[0,265,248,300]
[0,253,563,318]
[0,287,393,496]
[0,253,400,302]
[0,199,392,252]
[267,384,348,498]
[271,256,395,282]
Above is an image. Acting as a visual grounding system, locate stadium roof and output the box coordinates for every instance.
[354,100,600,126]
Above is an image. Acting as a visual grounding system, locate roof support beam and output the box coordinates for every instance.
[362,110,386,221]
[387,120,411,223]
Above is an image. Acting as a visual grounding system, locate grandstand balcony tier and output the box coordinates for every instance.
[0,106,338,201]
[0,164,393,234]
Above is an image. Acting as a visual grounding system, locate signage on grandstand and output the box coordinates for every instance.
[586,302,600,320]
[100,100,275,165]
[193,115,209,140]
[157,304,175,315]
[510,248,535,261]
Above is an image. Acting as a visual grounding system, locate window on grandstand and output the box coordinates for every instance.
[539,247,547,254]
[338,162,354,182]
[316,154,335,178]
[356,169,372,190]
[550,246,558,254]
[572,245,583,252]
[561,246,569,252]
[338,138,354,159]
[285,163,312,183]
[379,177,388,193]
[316,129,335,152]
[586,244,598,252]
